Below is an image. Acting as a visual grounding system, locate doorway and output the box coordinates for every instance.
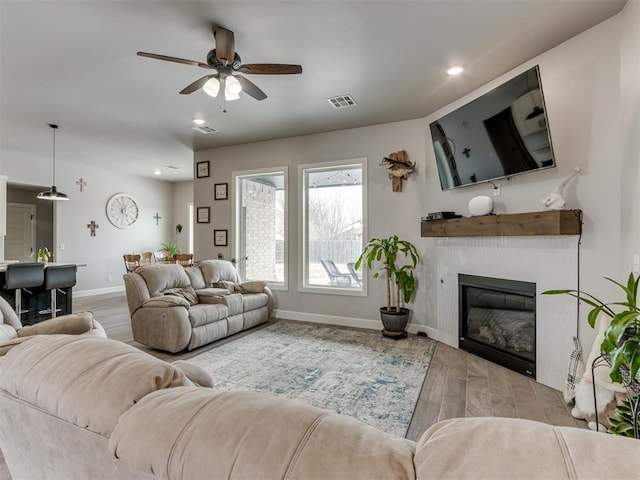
[6,203,35,261]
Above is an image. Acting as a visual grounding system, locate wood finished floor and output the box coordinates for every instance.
[76,292,586,442]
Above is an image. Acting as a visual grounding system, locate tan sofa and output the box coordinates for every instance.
[123,259,273,352]
[1,334,639,480]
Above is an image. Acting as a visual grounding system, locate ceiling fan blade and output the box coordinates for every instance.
[214,27,235,64]
[240,63,303,75]
[180,75,217,95]
[137,51,210,69]
[236,75,267,101]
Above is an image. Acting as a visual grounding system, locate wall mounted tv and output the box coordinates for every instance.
[429,65,556,190]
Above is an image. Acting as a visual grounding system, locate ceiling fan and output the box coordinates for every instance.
[137,27,302,102]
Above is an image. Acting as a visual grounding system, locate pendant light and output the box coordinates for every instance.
[37,124,69,201]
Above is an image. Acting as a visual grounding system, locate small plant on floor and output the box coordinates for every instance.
[544,273,640,437]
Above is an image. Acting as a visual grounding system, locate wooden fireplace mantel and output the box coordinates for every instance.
[420,210,582,237]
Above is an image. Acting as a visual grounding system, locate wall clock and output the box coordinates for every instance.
[106,193,139,229]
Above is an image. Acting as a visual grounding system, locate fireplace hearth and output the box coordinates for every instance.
[459,274,536,378]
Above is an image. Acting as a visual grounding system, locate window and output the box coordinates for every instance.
[233,167,287,289]
[299,159,366,294]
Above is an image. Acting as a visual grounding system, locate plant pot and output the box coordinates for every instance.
[379,307,410,339]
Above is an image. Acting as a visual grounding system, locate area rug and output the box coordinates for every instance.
[186,321,436,437]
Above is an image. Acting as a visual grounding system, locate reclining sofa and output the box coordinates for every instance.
[123,259,273,352]
[1,334,639,480]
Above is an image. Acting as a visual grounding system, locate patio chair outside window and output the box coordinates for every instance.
[321,260,353,286]
[347,262,362,287]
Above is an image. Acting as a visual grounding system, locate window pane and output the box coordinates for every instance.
[235,171,286,286]
[304,164,363,289]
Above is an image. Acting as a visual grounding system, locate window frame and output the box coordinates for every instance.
[232,166,288,291]
[298,158,367,296]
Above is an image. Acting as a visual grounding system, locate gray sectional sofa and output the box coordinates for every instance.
[123,259,273,352]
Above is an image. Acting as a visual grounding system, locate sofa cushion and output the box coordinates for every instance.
[236,281,267,294]
[414,417,640,479]
[0,335,194,436]
[183,266,206,290]
[0,296,21,330]
[188,304,228,328]
[110,387,416,480]
[196,287,232,300]
[198,260,241,285]
[242,293,269,312]
[137,264,191,297]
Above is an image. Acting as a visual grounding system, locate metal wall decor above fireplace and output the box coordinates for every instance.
[459,274,536,378]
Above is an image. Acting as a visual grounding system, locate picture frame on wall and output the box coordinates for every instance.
[214,229,228,246]
[196,161,210,178]
[214,182,228,200]
[196,207,210,224]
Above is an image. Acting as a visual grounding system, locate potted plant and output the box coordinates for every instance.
[160,241,180,261]
[36,247,52,263]
[355,235,420,338]
[544,273,640,437]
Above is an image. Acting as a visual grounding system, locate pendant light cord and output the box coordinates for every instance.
[49,124,58,185]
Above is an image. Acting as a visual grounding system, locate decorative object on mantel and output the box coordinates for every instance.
[380,150,415,192]
[543,272,640,438]
[76,178,87,192]
[355,235,420,339]
[37,124,69,201]
[542,167,581,211]
[87,221,99,237]
[468,195,494,217]
[153,212,162,226]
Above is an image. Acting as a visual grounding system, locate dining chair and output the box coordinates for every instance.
[139,251,154,265]
[173,253,194,267]
[153,251,170,263]
[123,254,141,272]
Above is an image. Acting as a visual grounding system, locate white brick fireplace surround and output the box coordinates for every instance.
[436,236,580,390]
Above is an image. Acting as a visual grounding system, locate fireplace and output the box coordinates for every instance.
[459,274,536,378]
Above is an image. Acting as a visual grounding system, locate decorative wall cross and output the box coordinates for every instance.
[462,147,471,158]
[154,212,162,225]
[76,178,87,192]
[87,220,99,237]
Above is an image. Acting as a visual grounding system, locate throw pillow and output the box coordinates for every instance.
[235,281,267,294]
[212,281,237,291]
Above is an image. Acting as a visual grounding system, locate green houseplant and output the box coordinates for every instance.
[355,235,420,338]
[544,273,640,437]
[160,241,180,261]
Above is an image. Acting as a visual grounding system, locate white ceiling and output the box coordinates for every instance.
[0,0,626,182]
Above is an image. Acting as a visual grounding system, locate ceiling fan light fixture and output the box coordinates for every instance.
[203,77,220,97]
[226,76,242,95]
[37,124,69,201]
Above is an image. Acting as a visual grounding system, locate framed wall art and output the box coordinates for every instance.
[196,207,210,224]
[214,182,228,200]
[214,229,228,246]
[196,161,210,178]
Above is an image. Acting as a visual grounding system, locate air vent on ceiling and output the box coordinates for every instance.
[192,125,217,134]
[165,165,180,170]
[327,94,357,109]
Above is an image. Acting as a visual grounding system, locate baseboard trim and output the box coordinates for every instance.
[273,309,439,339]
[75,285,125,298]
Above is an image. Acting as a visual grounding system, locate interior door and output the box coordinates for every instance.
[5,203,35,261]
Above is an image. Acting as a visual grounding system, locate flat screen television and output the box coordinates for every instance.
[429,65,556,190]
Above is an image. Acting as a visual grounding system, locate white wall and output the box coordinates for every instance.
[171,180,194,255]
[0,148,175,293]
[193,3,639,352]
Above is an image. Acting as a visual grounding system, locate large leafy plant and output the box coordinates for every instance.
[355,235,420,312]
[544,273,640,384]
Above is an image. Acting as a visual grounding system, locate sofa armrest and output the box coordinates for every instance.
[140,296,190,309]
[172,360,213,388]
[17,311,97,337]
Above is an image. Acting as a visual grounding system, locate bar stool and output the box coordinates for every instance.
[43,265,77,318]
[4,263,45,317]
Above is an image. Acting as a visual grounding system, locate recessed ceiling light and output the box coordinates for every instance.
[193,118,206,125]
[447,66,464,76]
[153,169,162,176]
